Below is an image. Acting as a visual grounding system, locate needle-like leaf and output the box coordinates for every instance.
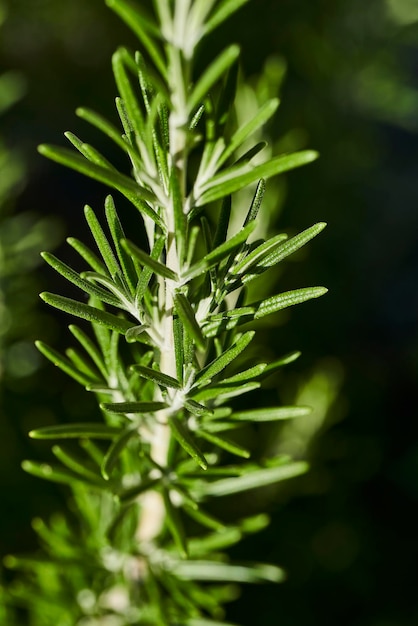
[188,45,240,115]
[123,238,179,282]
[174,292,206,350]
[169,417,208,470]
[29,424,121,439]
[230,406,312,422]
[201,461,309,497]
[101,401,168,414]
[102,427,138,479]
[197,151,318,206]
[194,331,255,386]
[40,293,136,334]
[254,287,328,319]
[35,341,94,387]
[130,364,182,389]
[204,0,250,35]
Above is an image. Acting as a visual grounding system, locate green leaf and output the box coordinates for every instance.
[169,417,208,470]
[22,460,99,487]
[134,235,165,306]
[79,437,105,466]
[204,0,250,35]
[37,144,155,205]
[174,560,285,583]
[101,428,138,479]
[162,488,188,557]
[261,351,301,377]
[84,205,121,279]
[69,325,108,379]
[174,292,206,350]
[194,330,255,386]
[243,222,327,282]
[106,0,167,79]
[230,232,288,276]
[254,286,328,319]
[101,401,167,414]
[122,238,179,282]
[216,57,239,133]
[67,237,107,274]
[186,616,238,626]
[212,196,231,249]
[222,363,267,383]
[105,195,139,293]
[118,476,161,502]
[202,421,242,433]
[230,406,312,422]
[112,47,145,140]
[81,272,133,310]
[174,314,184,384]
[41,252,121,307]
[130,365,182,389]
[52,445,105,486]
[187,527,242,557]
[182,221,255,281]
[191,381,259,403]
[29,423,122,439]
[218,98,279,167]
[170,168,187,265]
[202,461,308,497]
[76,107,128,152]
[183,505,225,532]
[188,45,241,115]
[244,178,266,226]
[35,341,94,387]
[202,306,255,337]
[187,0,217,30]
[197,150,318,206]
[184,399,213,417]
[66,347,102,382]
[196,430,250,458]
[64,131,115,169]
[40,293,136,334]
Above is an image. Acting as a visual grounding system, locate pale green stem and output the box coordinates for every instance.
[136,37,191,545]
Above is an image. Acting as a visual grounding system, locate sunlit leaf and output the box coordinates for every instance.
[174,560,285,583]
[204,0,250,35]
[201,461,308,496]
[174,292,206,350]
[102,428,138,479]
[197,151,318,206]
[254,286,328,319]
[188,45,240,115]
[29,424,122,439]
[194,331,255,386]
[169,417,208,470]
[130,364,182,389]
[230,406,312,422]
[40,292,136,334]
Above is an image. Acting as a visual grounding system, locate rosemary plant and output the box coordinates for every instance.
[5,1,327,623]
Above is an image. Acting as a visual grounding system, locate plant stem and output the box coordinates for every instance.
[136,34,190,545]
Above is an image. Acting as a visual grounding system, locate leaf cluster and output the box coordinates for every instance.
[2,1,327,624]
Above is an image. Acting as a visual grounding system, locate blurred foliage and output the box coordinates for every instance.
[0,0,417,625]
[0,3,64,615]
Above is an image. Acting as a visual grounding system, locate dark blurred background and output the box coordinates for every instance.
[1,0,418,625]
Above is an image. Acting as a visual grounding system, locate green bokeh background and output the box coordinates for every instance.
[1,0,418,624]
